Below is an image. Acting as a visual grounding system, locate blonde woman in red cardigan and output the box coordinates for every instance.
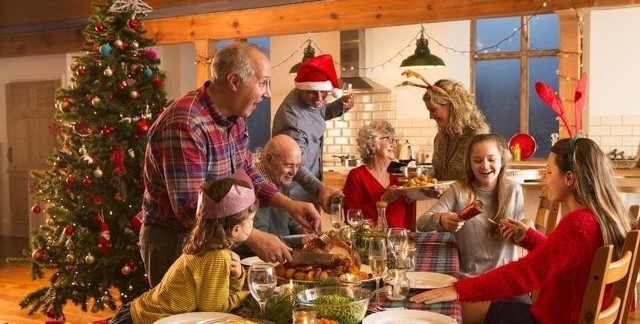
[410,137,632,324]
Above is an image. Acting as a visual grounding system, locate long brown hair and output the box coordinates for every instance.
[459,134,511,234]
[182,178,258,255]
[551,137,631,256]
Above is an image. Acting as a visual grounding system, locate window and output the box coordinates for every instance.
[473,14,559,158]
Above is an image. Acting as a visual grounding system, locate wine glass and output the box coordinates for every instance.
[346,209,363,228]
[387,228,409,269]
[340,83,352,121]
[247,263,277,313]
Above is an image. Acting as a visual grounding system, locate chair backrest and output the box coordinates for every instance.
[534,186,561,235]
[580,230,640,324]
[630,205,639,224]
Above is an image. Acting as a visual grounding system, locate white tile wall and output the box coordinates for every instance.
[590,115,640,158]
[323,91,438,166]
[323,108,640,167]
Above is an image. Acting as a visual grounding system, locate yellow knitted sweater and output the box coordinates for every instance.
[131,249,248,324]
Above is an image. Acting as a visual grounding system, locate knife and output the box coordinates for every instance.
[291,251,335,265]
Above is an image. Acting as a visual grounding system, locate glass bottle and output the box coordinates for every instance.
[384,269,411,300]
[375,200,388,232]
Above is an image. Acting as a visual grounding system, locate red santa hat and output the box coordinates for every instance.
[294,54,342,98]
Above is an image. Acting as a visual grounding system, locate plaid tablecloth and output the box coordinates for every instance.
[367,231,462,323]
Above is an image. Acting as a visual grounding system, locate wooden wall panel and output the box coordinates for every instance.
[0,0,638,58]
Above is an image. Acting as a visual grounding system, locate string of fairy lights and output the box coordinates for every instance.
[195,0,586,80]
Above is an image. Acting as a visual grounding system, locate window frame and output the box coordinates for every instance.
[470,15,560,135]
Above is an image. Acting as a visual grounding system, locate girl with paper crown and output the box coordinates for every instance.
[111,171,258,324]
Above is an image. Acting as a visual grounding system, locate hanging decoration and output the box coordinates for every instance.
[110,145,126,175]
[94,214,112,255]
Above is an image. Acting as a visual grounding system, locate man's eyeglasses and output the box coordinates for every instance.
[380,136,395,142]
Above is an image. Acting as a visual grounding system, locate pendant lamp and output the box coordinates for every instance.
[289,40,316,74]
[400,25,445,69]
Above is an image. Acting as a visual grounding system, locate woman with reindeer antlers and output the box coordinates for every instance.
[401,71,490,181]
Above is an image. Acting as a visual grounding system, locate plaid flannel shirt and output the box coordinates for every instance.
[142,82,278,231]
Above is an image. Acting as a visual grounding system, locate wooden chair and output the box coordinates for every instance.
[630,205,639,226]
[534,186,561,236]
[580,230,640,324]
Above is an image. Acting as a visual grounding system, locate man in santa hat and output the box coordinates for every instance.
[272,54,354,211]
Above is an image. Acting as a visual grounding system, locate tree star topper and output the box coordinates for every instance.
[109,0,152,14]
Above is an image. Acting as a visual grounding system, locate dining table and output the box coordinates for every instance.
[364,231,462,323]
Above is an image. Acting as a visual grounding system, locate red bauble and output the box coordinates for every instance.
[133,133,140,139]
[136,119,150,133]
[31,248,46,263]
[76,66,86,76]
[128,18,139,29]
[107,92,114,100]
[114,193,123,201]
[66,176,76,185]
[92,43,99,52]
[31,204,42,214]
[66,264,76,271]
[46,308,57,319]
[95,22,105,32]
[127,259,137,269]
[101,126,113,136]
[82,177,93,186]
[60,99,72,112]
[94,196,104,205]
[116,80,127,90]
[151,77,163,88]
[64,226,74,235]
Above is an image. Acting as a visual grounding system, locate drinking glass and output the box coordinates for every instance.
[330,203,345,230]
[387,228,409,269]
[247,263,277,313]
[346,209,363,228]
[368,237,388,277]
[340,83,352,121]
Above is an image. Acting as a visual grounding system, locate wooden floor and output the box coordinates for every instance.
[2,236,640,323]
[0,236,115,323]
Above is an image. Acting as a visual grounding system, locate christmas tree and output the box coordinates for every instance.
[21,0,166,319]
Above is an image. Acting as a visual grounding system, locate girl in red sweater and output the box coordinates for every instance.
[410,137,632,324]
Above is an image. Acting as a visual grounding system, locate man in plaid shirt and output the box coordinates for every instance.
[140,42,320,287]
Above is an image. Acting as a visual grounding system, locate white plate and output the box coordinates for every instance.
[406,271,456,289]
[363,309,456,324]
[398,181,455,200]
[154,312,242,324]
[240,256,277,267]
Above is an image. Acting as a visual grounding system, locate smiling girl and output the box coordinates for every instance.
[417,133,525,278]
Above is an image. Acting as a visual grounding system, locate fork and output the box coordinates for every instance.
[306,232,330,249]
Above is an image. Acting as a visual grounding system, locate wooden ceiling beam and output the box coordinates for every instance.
[0,0,637,59]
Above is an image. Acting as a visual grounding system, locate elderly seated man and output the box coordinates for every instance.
[236,135,317,258]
